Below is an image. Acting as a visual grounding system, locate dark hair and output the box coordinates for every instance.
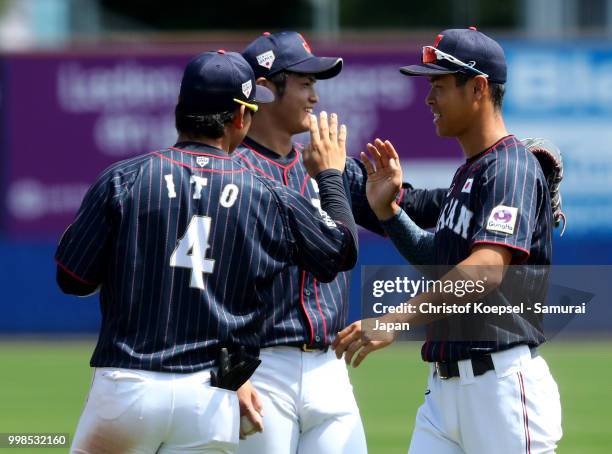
[267,71,290,98]
[454,72,505,110]
[175,105,235,138]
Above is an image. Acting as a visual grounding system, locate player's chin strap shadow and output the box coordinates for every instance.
[210,346,262,391]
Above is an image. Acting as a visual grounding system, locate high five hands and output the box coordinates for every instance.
[360,138,403,221]
[303,111,348,176]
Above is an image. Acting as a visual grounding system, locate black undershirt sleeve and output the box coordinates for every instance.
[315,169,359,268]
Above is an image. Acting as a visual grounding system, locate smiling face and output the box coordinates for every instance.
[267,73,318,134]
[426,74,478,138]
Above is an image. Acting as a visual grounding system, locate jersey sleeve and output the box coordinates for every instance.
[471,148,542,261]
[344,157,446,233]
[54,165,126,286]
[272,182,354,283]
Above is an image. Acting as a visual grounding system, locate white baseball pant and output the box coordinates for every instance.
[237,346,368,454]
[408,345,562,454]
[71,367,239,453]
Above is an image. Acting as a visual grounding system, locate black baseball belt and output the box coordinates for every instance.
[434,346,538,380]
[298,343,329,352]
[280,342,329,352]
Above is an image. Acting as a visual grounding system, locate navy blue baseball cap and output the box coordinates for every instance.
[400,27,507,84]
[242,31,343,80]
[178,50,275,114]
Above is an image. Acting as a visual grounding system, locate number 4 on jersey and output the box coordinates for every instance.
[170,216,215,290]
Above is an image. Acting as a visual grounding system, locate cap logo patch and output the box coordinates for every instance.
[256,50,275,69]
[434,34,444,48]
[242,80,252,98]
[196,156,209,167]
[298,33,312,54]
[486,205,518,235]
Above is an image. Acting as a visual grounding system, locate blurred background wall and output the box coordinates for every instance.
[0,0,611,333]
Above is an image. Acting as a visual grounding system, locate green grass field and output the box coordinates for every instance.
[0,340,610,453]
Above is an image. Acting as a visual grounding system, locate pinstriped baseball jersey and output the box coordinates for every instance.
[423,135,553,362]
[55,142,354,372]
[235,137,445,348]
[235,138,346,347]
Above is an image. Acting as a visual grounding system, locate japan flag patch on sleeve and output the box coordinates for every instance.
[462,178,474,193]
[486,205,518,235]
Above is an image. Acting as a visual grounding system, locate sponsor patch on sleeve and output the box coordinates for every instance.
[486,205,518,235]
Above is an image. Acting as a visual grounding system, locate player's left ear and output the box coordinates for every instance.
[256,76,277,99]
[256,76,272,88]
[472,75,488,101]
[231,105,247,130]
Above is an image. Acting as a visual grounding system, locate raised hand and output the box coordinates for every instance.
[360,138,403,221]
[303,111,348,177]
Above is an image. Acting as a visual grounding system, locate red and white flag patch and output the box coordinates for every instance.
[462,178,474,193]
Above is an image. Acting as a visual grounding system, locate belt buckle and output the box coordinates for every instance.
[435,362,450,380]
[301,343,318,352]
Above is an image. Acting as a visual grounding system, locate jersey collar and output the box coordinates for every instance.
[242,136,298,165]
[172,141,229,157]
[465,134,516,164]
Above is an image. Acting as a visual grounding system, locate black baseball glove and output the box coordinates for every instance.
[210,346,261,391]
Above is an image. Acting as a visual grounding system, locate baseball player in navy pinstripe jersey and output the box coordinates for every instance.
[334,28,562,453]
[55,50,360,454]
[233,31,449,454]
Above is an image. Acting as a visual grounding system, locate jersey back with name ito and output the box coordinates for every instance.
[55,143,351,372]
[423,135,553,362]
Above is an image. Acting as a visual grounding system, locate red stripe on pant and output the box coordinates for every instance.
[518,371,532,454]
